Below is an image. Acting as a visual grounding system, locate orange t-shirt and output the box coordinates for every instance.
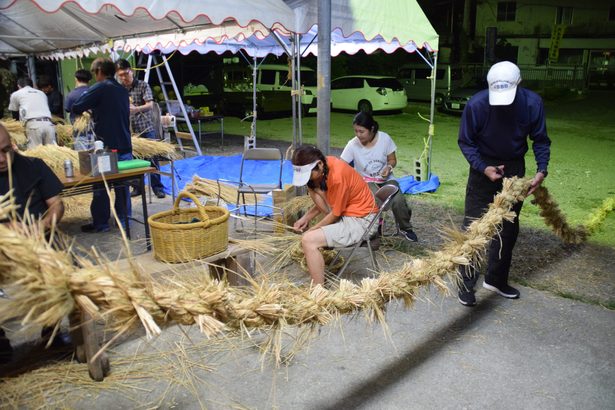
[325,156,378,217]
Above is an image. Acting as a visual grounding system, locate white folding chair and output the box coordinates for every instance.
[218,147,283,231]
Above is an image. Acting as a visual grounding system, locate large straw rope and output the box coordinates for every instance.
[0,178,588,345]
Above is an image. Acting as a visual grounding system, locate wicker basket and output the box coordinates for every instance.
[148,191,229,263]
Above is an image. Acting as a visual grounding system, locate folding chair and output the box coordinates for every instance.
[329,184,399,278]
[218,147,283,231]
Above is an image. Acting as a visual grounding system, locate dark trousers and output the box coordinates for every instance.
[459,159,525,293]
[368,180,413,231]
[141,130,163,191]
[91,152,133,230]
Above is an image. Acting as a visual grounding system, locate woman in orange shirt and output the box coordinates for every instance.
[291,145,378,285]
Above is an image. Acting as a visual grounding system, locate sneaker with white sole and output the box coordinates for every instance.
[482,281,520,299]
[401,229,418,242]
[458,291,476,306]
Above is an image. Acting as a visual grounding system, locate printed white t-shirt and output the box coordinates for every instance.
[8,86,52,121]
[340,131,397,183]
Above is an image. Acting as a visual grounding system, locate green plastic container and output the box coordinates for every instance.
[117,159,151,171]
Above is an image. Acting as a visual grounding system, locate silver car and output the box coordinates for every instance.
[441,79,487,114]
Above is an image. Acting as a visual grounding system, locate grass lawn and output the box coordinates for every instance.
[220,92,615,247]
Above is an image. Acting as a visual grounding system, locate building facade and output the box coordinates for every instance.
[474,0,615,88]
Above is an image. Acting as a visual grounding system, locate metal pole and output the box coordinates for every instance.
[27,55,37,87]
[251,56,258,142]
[427,51,438,179]
[290,36,298,150]
[316,0,331,155]
[295,33,304,147]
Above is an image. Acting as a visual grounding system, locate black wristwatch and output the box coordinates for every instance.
[537,169,548,178]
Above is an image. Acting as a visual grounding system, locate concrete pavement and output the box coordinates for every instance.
[56,282,615,409]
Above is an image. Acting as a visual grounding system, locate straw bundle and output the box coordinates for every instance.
[55,123,75,147]
[131,135,179,159]
[186,176,263,205]
[72,112,91,133]
[23,144,79,176]
[532,185,587,244]
[1,119,27,145]
[283,195,313,219]
[584,196,615,234]
[233,234,344,273]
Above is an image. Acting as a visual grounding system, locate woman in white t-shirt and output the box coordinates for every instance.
[340,112,417,242]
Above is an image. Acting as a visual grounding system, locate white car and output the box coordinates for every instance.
[331,75,407,113]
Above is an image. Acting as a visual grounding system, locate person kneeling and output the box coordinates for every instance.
[291,145,378,285]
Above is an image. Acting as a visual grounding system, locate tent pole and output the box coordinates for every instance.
[252,55,258,143]
[427,50,438,179]
[316,0,331,155]
[296,33,303,147]
[271,30,300,149]
[290,36,298,151]
[27,55,37,88]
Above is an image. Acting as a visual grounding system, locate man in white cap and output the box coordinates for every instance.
[457,61,551,306]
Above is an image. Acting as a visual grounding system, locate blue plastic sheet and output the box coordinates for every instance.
[397,174,440,194]
[160,155,439,215]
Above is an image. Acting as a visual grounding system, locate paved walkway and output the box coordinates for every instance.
[59,283,615,409]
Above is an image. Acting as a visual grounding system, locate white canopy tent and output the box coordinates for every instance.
[110,0,439,176]
[0,0,296,57]
[0,0,439,177]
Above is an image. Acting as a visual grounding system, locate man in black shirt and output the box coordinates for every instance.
[0,122,65,363]
[38,75,64,118]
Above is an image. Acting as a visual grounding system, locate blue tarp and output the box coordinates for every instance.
[160,155,440,214]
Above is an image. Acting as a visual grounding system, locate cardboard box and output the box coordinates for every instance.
[78,150,119,176]
[272,184,297,234]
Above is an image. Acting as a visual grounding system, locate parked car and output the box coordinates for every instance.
[331,75,407,113]
[186,64,317,117]
[441,79,487,114]
[397,63,463,105]
[255,64,318,115]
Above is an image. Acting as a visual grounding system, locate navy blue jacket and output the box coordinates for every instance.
[458,88,551,173]
[64,85,89,123]
[72,78,132,154]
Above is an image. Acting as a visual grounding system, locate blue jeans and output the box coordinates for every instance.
[91,152,133,230]
[140,130,163,191]
[73,131,94,151]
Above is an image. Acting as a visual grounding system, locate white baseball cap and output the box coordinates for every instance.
[487,61,521,106]
[292,160,319,186]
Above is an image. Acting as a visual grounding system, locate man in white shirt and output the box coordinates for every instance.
[8,77,56,149]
